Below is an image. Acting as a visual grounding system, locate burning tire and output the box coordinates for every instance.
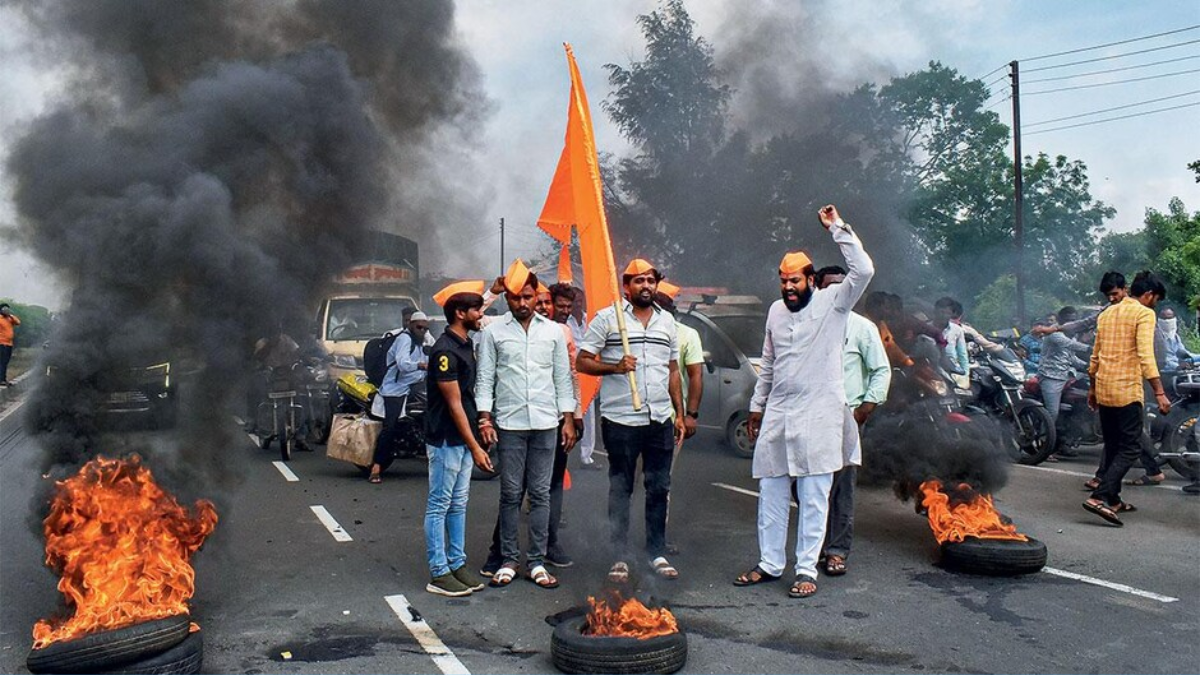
[106,629,203,675]
[551,616,686,675]
[27,615,190,674]
[940,537,1047,576]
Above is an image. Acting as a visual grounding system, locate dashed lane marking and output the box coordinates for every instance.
[1043,567,1179,603]
[310,505,352,542]
[0,397,26,425]
[1014,463,1185,491]
[272,461,300,482]
[712,481,1181,603]
[385,594,470,675]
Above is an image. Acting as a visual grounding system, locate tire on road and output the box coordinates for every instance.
[1160,405,1200,480]
[940,536,1047,576]
[105,629,203,675]
[725,413,754,459]
[1013,402,1057,465]
[551,616,687,675]
[26,615,190,675]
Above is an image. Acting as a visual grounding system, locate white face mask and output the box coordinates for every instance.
[1159,317,1178,337]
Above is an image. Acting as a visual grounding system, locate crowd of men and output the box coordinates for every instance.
[365,203,1191,599]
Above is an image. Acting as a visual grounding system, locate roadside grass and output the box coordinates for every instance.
[6,348,37,380]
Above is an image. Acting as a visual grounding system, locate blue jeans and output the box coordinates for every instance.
[424,442,474,578]
[497,428,557,567]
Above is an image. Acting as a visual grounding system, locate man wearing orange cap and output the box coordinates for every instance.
[577,258,686,582]
[475,260,576,589]
[733,205,874,600]
[423,281,493,597]
[655,282,704,441]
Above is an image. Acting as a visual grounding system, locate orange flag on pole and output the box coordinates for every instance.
[536,44,640,412]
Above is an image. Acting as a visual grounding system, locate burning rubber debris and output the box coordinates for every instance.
[552,590,686,675]
[920,480,1047,577]
[27,455,216,674]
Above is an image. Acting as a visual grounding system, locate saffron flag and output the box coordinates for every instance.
[536,44,626,414]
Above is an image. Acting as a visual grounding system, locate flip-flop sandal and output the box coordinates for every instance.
[490,566,517,587]
[825,555,847,576]
[650,556,679,580]
[1082,479,1101,491]
[789,577,818,598]
[733,565,780,586]
[528,565,559,589]
[1115,502,1137,513]
[607,562,630,583]
[1125,475,1165,486]
[368,474,382,484]
[1082,500,1124,526]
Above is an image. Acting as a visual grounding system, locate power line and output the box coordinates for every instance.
[985,95,1012,111]
[1024,89,1200,127]
[1024,53,1200,83]
[984,73,1009,90]
[1023,66,1200,95]
[1019,24,1200,63]
[977,64,1008,81]
[1025,37,1200,73]
[1024,100,1200,135]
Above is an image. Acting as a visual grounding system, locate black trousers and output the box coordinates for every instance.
[1092,402,1144,506]
[373,396,405,467]
[602,418,674,560]
[0,345,12,383]
[486,422,570,567]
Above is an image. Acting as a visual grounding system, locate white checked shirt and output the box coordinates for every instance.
[475,312,576,431]
[580,301,679,426]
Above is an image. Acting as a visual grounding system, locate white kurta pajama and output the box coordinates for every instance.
[750,220,874,580]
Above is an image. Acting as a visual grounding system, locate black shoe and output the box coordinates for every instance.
[545,549,574,568]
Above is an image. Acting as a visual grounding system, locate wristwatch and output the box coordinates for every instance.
[686,411,700,420]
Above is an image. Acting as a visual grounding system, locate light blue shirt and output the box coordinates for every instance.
[379,331,426,398]
[475,312,576,431]
[844,312,891,408]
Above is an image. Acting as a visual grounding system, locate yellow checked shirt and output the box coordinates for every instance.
[1088,297,1159,407]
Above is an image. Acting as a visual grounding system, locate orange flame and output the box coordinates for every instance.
[584,592,678,639]
[920,479,1027,545]
[31,455,218,650]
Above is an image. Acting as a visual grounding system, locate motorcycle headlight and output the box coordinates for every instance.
[929,379,949,397]
[332,354,358,369]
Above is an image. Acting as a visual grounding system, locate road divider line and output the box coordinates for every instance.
[272,461,300,482]
[0,397,27,425]
[385,594,470,675]
[1014,463,1184,491]
[310,505,352,542]
[712,482,796,509]
[1043,567,1179,603]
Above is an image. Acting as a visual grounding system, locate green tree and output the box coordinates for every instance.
[1069,229,1151,299]
[1144,197,1200,313]
[0,300,53,347]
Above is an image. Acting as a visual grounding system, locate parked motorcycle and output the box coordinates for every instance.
[335,373,427,473]
[964,341,1056,464]
[1154,367,1200,481]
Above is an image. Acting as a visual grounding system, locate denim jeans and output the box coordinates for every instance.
[498,428,557,567]
[601,418,674,560]
[1091,403,1144,506]
[0,345,11,383]
[486,422,570,568]
[424,442,474,578]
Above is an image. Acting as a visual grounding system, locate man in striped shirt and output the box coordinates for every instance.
[1082,272,1170,527]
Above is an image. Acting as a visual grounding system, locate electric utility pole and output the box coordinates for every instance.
[499,217,505,276]
[1010,60,1027,326]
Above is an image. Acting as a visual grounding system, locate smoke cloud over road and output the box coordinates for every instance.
[6,0,486,483]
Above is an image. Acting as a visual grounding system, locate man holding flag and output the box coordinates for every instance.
[577,259,686,582]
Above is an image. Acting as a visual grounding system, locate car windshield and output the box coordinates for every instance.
[709,315,765,358]
[326,298,414,341]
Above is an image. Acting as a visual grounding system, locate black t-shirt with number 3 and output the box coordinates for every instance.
[425,328,479,447]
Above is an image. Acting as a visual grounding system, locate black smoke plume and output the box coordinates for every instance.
[6,1,485,484]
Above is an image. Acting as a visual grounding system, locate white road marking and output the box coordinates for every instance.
[1043,567,1179,603]
[385,594,470,675]
[713,481,1182,604]
[0,397,26,425]
[272,461,300,482]
[593,449,608,457]
[711,482,797,509]
[310,505,353,542]
[1014,463,1184,491]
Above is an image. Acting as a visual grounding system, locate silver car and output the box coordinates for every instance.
[676,297,765,458]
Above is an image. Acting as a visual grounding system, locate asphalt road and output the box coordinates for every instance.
[1,387,1198,674]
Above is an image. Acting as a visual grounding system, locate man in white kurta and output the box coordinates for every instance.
[735,205,874,598]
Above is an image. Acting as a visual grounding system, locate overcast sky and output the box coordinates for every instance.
[2,0,1197,309]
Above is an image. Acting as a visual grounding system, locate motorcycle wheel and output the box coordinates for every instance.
[1160,405,1200,480]
[281,430,293,462]
[1014,403,1057,465]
